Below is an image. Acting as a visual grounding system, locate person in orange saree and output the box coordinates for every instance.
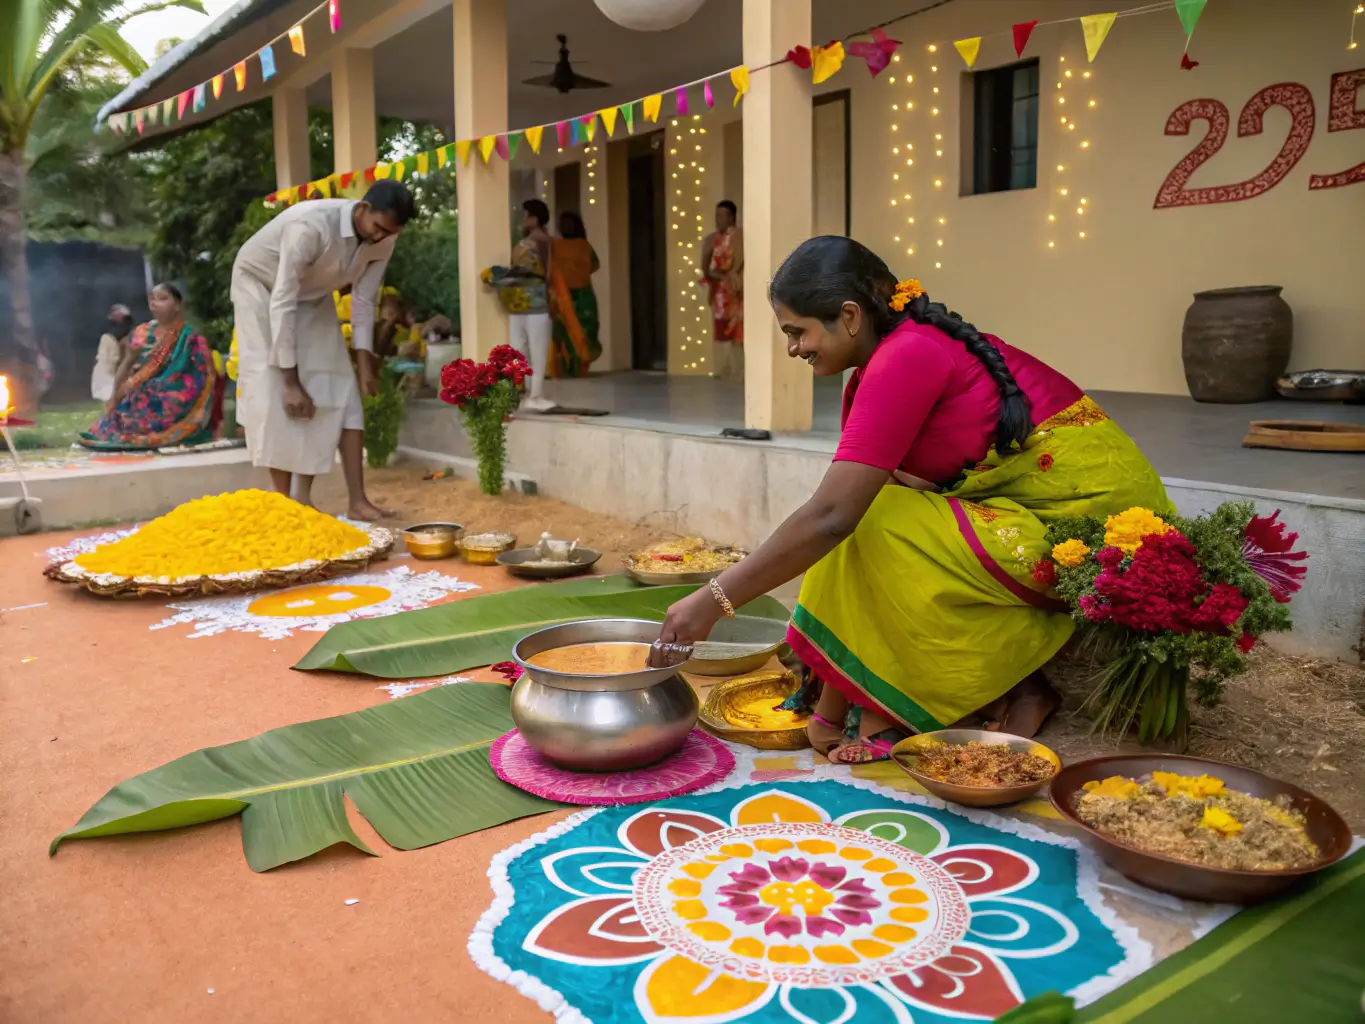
[547,211,601,378]
[79,282,218,451]
[700,199,743,380]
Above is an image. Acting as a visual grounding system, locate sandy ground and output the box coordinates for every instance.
[3,464,1363,1021]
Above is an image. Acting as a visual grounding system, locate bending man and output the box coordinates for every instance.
[231,181,414,517]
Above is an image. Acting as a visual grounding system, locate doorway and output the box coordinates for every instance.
[627,131,667,371]
[553,161,582,215]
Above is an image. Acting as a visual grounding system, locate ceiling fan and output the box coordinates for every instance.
[522,34,612,93]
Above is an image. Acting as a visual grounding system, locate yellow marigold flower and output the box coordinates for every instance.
[1103,506,1173,555]
[888,278,924,312]
[1082,776,1141,800]
[1051,538,1091,568]
[1153,772,1225,800]
[74,490,369,579]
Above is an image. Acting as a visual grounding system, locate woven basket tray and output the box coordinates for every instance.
[43,527,395,599]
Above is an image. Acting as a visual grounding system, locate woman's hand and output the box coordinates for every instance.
[652,587,725,662]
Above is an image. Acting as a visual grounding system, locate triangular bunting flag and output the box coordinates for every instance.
[1013,20,1038,57]
[1080,12,1117,62]
[599,107,617,136]
[643,94,662,122]
[730,66,749,106]
[233,61,247,91]
[619,103,635,132]
[1181,51,1200,69]
[177,90,191,118]
[259,45,277,81]
[146,104,159,126]
[583,115,597,143]
[288,25,306,56]
[435,146,448,169]
[953,37,981,68]
[393,160,406,181]
[106,112,123,134]
[416,152,430,175]
[847,28,900,77]
[317,177,333,198]
[329,0,341,33]
[703,80,714,109]
[1175,0,1207,39]
[456,139,472,165]
[478,136,496,163]
[787,46,812,70]
[162,97,175,122]
[192,83,206,112]
[811,40,845,84]
[134,108,146,131]
[364,167,376,184]
[507,133,522,160]
[675,87,689,116]
[570,119,583,145]
[374,162,391,179]
[555,121,570,147]
[340,171,355,189]
[211,74,224,99]
[525,125,544,153]
[494,135,510,160]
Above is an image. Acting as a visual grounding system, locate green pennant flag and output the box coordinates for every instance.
[507,132,522,160]
[619,101,635,134]
[1174,0,1207,38]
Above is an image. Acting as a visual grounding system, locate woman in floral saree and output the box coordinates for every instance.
[548,211,601,378]
[656,237,1170,762]
[80,282,218,451]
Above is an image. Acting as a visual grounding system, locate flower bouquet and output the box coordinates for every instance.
[439,344,531,495]
[1038,503,1308,744]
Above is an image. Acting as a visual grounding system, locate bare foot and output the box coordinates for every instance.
[824,708,905,764]
[348,500,396,522]
[1001,675,1060,738]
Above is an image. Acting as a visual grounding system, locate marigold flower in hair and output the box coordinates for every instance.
[888,278,924,312]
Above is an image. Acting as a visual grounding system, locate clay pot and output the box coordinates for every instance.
[1181,286,1293,403]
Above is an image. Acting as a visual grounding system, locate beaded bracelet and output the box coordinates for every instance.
[709,577,736,618]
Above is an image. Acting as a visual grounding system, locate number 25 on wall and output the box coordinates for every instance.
[1154,68,1365,209]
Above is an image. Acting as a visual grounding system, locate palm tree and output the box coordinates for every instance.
[0,0,202,410]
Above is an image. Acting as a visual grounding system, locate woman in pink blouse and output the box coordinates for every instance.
[656,237,1170,762]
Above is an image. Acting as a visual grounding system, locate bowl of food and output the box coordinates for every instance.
[402,522,463,560]
[1050,754,1353,904]
[510,618,698,771]
[498,546,602,580]
[623,537,747,586]
[457,531,517,565]
[683,615,790,676]
[698,669,810,750]
[890,729,1061,807]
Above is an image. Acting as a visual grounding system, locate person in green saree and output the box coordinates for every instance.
[548,210,601,378]
[79,282,219,451]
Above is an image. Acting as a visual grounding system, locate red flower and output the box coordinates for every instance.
[1037,453,1054,473]
[490,661,524,682]
[1189,583,1249,633]
[438,348,532,408]
[1236,632,1257,653]
[1031,560,1058,587]
[1243,509,1308,603]
[1096,546,1125,569]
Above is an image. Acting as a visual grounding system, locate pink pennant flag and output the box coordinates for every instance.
[177,90,191,118]
[675,87,689,117]
[494,135,509,161]
[847,28,901,77]
[703,79,714,109]
[555,121,569,148]
[328,0,341,33]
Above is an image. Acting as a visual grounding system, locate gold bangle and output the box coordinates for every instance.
[709,577,736,618]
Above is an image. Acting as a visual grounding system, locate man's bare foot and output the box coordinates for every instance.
[348,500,396,522]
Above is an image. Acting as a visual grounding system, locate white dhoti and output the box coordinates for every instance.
[232,269,361,478]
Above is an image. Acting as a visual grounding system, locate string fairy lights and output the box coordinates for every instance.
[1047,53,1097,252]
[669,114,712,373]
[886,43,949,273]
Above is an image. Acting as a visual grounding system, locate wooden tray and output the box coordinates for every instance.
[1243,420,1365,452]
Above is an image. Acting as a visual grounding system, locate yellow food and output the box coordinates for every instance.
[1082,776,1143,800]
[1200,807,1243,837]
[74,489,370,578]
[727,694,806,730]
[527,642,652,675]
[1152,772,1225,800]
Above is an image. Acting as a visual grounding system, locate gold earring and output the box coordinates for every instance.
[847,325,856,338]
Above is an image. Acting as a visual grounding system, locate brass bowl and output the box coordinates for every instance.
[684,615,790,677]
[698,669,811,750]
[1050,754,1353,904]
[402,522,463,560]
[890,729,1061,808]
[623,546,747,587]
[457,531,517,565]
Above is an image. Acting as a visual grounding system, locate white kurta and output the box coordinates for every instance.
[231,200,394,477]
[91,333,122,401]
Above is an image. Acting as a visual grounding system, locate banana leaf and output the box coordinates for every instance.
[50,683,560,872]
[294,573,791,679]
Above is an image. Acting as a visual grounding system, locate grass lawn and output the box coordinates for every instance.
[9,401,102,450]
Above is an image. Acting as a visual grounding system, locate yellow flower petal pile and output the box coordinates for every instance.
[1200,806,1243,837]
[1103,506,1173,555]
[74,489,370,579]
[1152,771,1225,799]
[1082,776,1142,800]
[1051,538,1091,568]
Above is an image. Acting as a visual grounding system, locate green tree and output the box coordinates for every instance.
[0,0,204,410]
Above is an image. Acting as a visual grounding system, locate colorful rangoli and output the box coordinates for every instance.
[473,779,1148,1023]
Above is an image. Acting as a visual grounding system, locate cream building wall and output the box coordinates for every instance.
[835,0,1364,396]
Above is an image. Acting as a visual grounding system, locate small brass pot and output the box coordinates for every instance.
[402,522,463,560]
[458,531,517,565]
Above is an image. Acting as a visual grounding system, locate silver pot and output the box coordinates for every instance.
[511,618,698,771]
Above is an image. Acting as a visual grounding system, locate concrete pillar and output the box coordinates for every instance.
[742,0,813,432]
[272,87,312,190]
[332,48,377,174]
[603,139,632,371]
[453,0,510,361]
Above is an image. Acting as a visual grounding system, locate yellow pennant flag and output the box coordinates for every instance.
[1080,12,1117,62]
[525,124,544,153]
[393,160,407,181]
[478,135,496,163]
[953,37,981,68]
[233,61,247,91]
[317,177,332,198]
[730,66,749,106]
[211,74,224,99]
[456,139,473,165]
[416,152,430,175]
[599,107,617,137]
[811,41,845,84]
[436,146,448,169]
[288,25,306,56]
[374,163,391,179]
[643,93,662,122]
